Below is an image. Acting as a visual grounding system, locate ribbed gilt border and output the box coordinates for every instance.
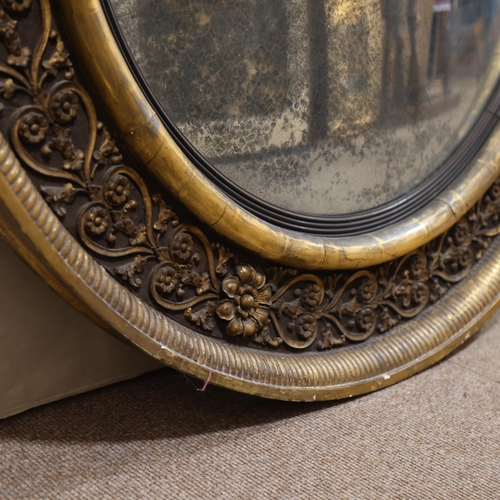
[1,132,499,401]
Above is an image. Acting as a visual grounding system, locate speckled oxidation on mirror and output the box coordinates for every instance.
[111,0,500,215]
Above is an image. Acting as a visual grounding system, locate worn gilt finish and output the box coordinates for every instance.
[55,0,500,270]
[1,0,500,398]
[2,0,500,352]
[2,124,500,399]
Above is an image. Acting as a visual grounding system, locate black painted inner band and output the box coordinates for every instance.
[100,0,500,237]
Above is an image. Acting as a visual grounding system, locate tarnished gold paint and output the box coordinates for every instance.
[1,131,500,400]
[1,0,500,401]
[55,0,500,270]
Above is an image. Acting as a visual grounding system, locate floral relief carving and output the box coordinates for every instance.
[2,0,500,352]
[216,265,272,338]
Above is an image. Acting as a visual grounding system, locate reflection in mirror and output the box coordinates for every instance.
[111,0,500,215]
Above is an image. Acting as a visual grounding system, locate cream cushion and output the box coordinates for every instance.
[0,239,161,419]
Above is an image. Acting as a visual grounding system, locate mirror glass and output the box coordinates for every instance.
[110,0,500,215]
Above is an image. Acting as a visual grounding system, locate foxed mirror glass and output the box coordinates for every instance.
[109,0,500,218]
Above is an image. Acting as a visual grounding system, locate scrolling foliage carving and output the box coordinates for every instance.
[2,0,500,352]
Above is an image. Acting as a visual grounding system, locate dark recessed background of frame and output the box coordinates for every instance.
[101,0,500,237]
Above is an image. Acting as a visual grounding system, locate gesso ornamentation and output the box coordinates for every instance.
[1,0,500,351]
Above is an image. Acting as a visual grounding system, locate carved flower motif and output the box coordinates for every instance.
[452,222,469,246]
[301,284,322,310]
[50,89,79,123]
[410,281,429,305]
[429,277,448,304]
[357,278,377,303]
[19,112,48,144]
[356,307,376,332]
[456,246,473,269]
[4,0,32,12]
[216,265,272,337]
[104,174,131,206]
[83,206,108,235]
[489,180,500,200]
[409,254,426,279]
[0,78,16,99]
[171,233,193,262]
[7,46,30,69]
[295,314,317,340]
[154,266,178,295]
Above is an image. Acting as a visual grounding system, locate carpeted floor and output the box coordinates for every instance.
[1,310,500,499]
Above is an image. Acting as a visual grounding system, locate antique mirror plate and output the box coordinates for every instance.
[51,0,500,269]
[110,0,500,218]
[0,0,500,401]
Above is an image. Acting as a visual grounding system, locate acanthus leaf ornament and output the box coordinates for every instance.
[40,182,80,217]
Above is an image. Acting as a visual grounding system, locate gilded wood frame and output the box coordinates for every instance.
[57,0,500,270]
[0,0,500,401]
[2,129,500,401]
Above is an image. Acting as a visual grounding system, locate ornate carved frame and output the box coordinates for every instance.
[58,0,500,270]
[98,0,500,240]
[1,0,500,400]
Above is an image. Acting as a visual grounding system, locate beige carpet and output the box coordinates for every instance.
[1,311,500,499]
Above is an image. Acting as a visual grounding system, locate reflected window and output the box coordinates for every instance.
[110,0,500,216]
